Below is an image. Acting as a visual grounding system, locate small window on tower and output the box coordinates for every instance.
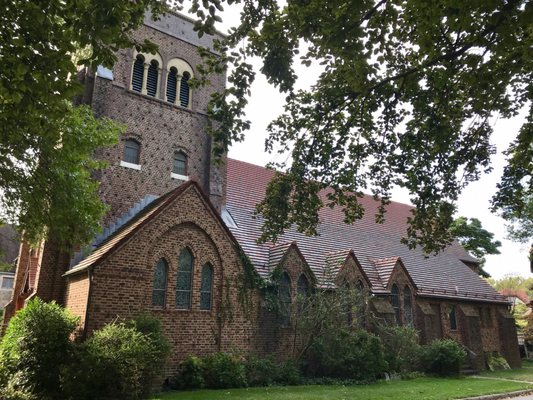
[131,54,144,92]
[146,60,159,97]
[172,151,187,177]
[166,67,178,104]
[123,139,140,165]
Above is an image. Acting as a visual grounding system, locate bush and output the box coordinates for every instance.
[202,352,247,389]
[420,339,466,376]
[377,325,421,373]
[245,355,278,386]
[0,298,78,400]
[276,360,302,385]
[174,356,205,389]
[303,329,387,381]
[68,322,162,400]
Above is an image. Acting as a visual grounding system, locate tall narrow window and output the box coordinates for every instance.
[176,248,193,309]
[123,139,140,165]
[341,280,353,326]
[179,72,190,107]
[297,274,309,315]
[152,259,168,307]
[131,54,144,92]
[146,60,159,97]
[200,263,213,311]
[278,273,291,326]
[391,284,401,324]
[449,305,458,330]
[166,67,178,104]
[173,151,187,176]
[403,286,413,326]
[356,280,365,327]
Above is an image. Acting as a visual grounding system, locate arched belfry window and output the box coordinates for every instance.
[200,263,213,311]
[173,151,188,176]
[146,60,159,97]
[131,54,144,92]
[166,67,178,104]
[176,248,193,309]
[279,272,292,326]
[391,284,401,324]
[404,286,413,326]
[123,139,140,165]
[130,51,162,96]
[180,72,191,107]
[166,59,193,108]
[152,259,168,307]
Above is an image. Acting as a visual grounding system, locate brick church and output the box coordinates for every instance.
[3,11,520,375]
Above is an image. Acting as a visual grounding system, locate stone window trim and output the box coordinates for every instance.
[130,50,163,97]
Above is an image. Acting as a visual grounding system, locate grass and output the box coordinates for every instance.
[152,376,533,400]
[479,359,533,382]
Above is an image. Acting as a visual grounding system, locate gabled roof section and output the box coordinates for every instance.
[368,256,398,287]
[323,250,371,289]
[225,158,508,304]
[65,181,239,276]
[268,241,317,285]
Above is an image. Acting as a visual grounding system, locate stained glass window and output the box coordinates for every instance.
[176,248,193,309]
[200,264,213,310]
[152,259,168,307]
[278,273,291,326]
[391,284,401,324]
[404,286,413,326]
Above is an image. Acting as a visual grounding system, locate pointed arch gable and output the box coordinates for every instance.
[385,257,418,293]
[273,242,317,287]
[345,251,372,287]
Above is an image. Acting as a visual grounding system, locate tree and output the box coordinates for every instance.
[189,0,532,254]
[449,216,502,269]
[1,0,167,246]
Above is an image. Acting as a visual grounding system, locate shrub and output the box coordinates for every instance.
[303,329,387,381]
[202,352,247,389]
[377,325,421,373]
[276,360,302,385]
[0,298,78,400]
[420,339,466,376]
[245,355,278,386]
[174,356,205,389]
[71,322,161,400]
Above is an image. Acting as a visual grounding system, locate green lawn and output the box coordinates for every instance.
[480,359,533,382]
[152,377,533,400]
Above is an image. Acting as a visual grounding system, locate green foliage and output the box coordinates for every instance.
[419,339,467,377]
[202,352,247,389]
[303,329,387,381]
[244,356,302,387]
[377,325,421,373]
[485,352,510,371]
[191,0,532,254]
[0,298,78,400]
[450,217,501,268]
[127,313,171,367]
[1,0,169,246]
[174,356,205,390]
[67,321,165,400]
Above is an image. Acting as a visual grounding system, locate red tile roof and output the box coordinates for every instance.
[226,158,507,303]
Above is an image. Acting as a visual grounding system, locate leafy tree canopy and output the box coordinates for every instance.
[449,216,501,268]
[1,0,168,246]
[189,0,533,254]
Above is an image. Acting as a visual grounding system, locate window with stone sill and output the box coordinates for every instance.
[123,139,140,165]
[200,263,213,311]
[176,248,193,310]
[173,151,188,176]
[152,258,168,307]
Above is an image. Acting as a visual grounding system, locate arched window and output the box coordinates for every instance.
[173,151,187,176]
[391,284,401,324]
[200,263,213,311]
[131,54,144,92]
[146,60,159,97]
[166,67,178,104]
[355,280,365,327]
[152,259,168,307]
[278,272,291,326]
[123,139,140,165]
[449,305,458,330]
[176,248,193,309]
[297,274,309,297]
[179,72,190,107]
[403,286,413,326]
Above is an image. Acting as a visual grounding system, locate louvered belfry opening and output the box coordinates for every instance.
[166,67,178,104]
[146,60,159,97]
[131,55,144,92]
[179,71,190,107]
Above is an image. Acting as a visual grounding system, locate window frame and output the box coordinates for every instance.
[166,58,194,108]
[1,276,14,290]
[152,258,168,308]
[176,248,194,310]
[172,151,188,177]
[200,263,214,311]
[278,272,292,327]
[391,283,401,324]
[449,305,458,331]
[122,138,141,166]
[403,285,414,327]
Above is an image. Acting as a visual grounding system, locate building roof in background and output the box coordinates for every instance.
[225,158,507,304]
